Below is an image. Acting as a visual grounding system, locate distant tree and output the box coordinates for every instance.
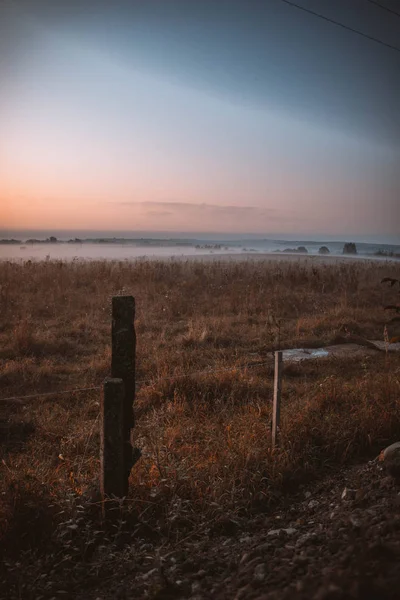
[49,236,57,243]
[318,246,330,255]
[282,246,308,254]
[343,242,357,255]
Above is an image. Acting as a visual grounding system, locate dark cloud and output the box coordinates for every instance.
[113,201,301,222]
[145,210,173,217]
[117,200,262,212]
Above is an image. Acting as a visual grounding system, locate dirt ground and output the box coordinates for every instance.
[73,457,400,600]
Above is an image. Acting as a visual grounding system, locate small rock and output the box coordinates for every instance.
[239,536,252,544]
[308,500,319,509]
[267,529,282,537]
[305,491,312,499]
[257,542,271,552]
[267,527,297,537]
[296,532,318,548]
[381,442,400,459]
[191,581,201,594]
[349,514,361,528]
[141,568,158,581]
[254,563,267,581]
[341,487,357,501]
[284,527,297,535]
[239,556,264,573]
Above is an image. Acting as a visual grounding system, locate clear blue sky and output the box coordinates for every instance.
[1,0,399,242]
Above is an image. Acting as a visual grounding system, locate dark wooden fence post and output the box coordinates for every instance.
[111,295,136,495]
[101,378,125,502]
[272,351,282,449]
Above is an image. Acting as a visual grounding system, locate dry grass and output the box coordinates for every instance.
[1,257,400,597]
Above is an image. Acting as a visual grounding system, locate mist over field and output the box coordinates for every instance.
[1,229,400,262]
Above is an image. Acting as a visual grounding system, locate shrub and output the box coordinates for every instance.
[343,242,357,255]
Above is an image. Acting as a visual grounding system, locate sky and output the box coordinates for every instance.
[1,0,399,242]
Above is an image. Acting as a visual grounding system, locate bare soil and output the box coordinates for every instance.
[71,458,400,600]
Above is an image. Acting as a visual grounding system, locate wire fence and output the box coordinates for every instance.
[1,297,285,500]
[0,385,102,404]
[0,357,274,404]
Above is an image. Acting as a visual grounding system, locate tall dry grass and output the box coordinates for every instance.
[1,257,400,597]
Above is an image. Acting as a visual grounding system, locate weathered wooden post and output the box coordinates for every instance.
[101,378,125,503]
[111,295,136,495]
[272,351,283,449]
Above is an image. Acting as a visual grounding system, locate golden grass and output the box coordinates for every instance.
[1,257,400,596]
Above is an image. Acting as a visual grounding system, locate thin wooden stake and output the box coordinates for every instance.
[272,351,283,449]
[101,378,125,503]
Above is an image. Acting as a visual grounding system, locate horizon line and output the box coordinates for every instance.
[0,228,399,246]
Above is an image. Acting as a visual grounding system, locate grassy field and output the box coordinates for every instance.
[1,257,400,597]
